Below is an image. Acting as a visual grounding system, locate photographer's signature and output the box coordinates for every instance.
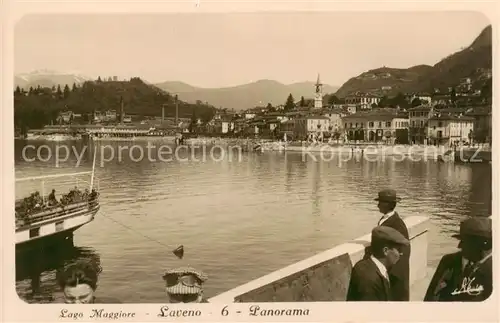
[451,277,484,296]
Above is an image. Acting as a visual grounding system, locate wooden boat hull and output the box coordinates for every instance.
[16,226,79,255]
[16,204,100,252]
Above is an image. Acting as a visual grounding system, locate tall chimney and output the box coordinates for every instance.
[175,95,179,127]
[120,96,124,124]
[162,104,165,122]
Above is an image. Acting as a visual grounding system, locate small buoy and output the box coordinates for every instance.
[173,245,184,259]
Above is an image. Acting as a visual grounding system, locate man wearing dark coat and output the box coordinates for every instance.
[374,189,410,301]
[347,226,410,301]
[424,216,492,302]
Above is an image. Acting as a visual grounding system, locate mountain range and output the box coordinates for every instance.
[155,80,339,111]
[14,71,339,111]
[335,25,492,97]
[14,69,91,89]
[14,25,491,110]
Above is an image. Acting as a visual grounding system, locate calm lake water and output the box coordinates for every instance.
[14,140,491,303]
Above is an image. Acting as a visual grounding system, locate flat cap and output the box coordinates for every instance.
[163,267,208,295]
[452,216,492,240]
[371,226,409,246]
[163,266,208,281]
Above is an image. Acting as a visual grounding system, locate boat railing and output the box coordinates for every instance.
[15,197,100,229]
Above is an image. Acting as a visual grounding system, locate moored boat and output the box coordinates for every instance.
[15,150,100,253]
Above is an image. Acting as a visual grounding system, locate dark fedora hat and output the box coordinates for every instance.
[371,226,409,246]
[452,216,492,241]
[374,189,401,203]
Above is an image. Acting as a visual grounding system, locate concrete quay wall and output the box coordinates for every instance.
[209,216,430,302]
[283,144,491,162]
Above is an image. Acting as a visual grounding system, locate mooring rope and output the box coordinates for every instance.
[98,210,178,252]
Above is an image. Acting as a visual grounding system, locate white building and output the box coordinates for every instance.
[294,116,330,139]
[408,105,433,144]
[342,108,410,143]
[407,93,432,105]
[322,109,344,131]
[427,114,474,146]
[243,112,256,119]
[345,94,381,110]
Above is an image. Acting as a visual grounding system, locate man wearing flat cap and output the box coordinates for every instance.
[162,267,209,303]
[347,226,410,301]
[374,188,410,301]
[424,216,492,302]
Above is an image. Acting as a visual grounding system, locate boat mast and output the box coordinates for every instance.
[41,180,45,204]
[89,145,97,191]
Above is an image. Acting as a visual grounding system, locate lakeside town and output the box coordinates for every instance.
[11,14,494,313]
[16,73,492,150]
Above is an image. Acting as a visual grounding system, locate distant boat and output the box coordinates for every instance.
[45,134,80,141]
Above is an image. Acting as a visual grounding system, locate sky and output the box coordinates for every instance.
[14,12,490,88]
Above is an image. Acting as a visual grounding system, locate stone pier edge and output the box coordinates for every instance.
[208,215,430,303]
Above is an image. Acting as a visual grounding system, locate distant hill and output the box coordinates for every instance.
[335,65,433,97]
[155,79,339,111]
[14,70,91,89]
[412,25,492,93]
[335,25,492,97]
[14,78,216,131]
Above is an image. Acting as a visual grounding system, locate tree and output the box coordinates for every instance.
[371,103,378,109]
[411,98,422,107]
[284,93,295,111]
[189,111,198,133]
[72,83,77,92]
[378,95,389,108]
[56,85,62,97]
[327,126,333,140]
[14,86,21,95]
[51,85,56,92]
[450,87,457,104]
[481,79,492,103]
[326,94,341,105]
[391,92,409,109]
[333,129,341,143]
[14,79,218,133]
[28,87,33,95]
[82,113,90,124]
[299,96,306,107]
[97,76,102,82]
[63,84,70,99]
[266,103,276,112]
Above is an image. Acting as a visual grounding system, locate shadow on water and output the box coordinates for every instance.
[16,239,101,303]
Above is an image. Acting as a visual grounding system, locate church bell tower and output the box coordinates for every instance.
[314,73,323,109]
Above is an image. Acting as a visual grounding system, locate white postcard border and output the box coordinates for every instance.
[2,1,499,322]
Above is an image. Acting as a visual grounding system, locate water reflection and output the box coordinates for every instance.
[14,140,491,302]
[16,240,101,303]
